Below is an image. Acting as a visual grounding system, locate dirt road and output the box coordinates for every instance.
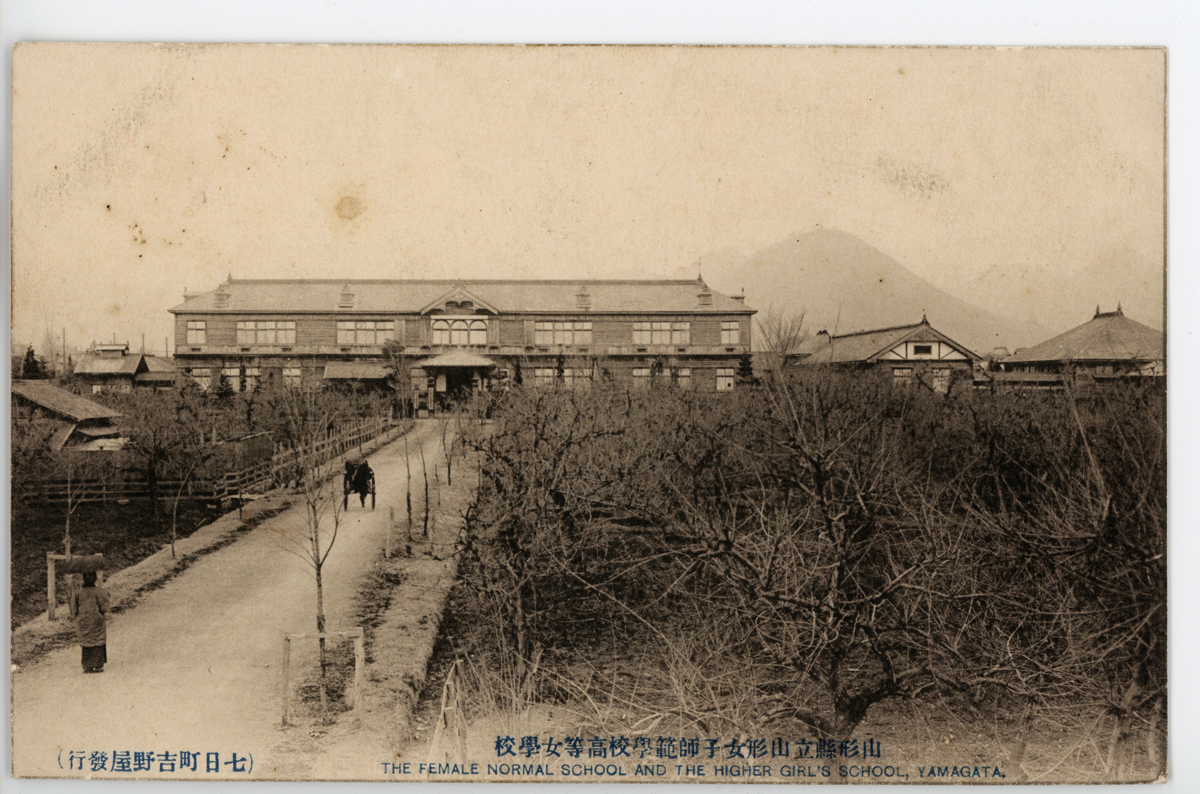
[11,420,450,780]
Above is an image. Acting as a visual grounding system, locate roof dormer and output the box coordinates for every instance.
[338,285,356,309]
[576,285,592,311]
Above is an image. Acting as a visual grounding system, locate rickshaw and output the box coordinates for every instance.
[343,456,376,510]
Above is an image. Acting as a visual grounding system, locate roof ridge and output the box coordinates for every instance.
[831,322,923,339]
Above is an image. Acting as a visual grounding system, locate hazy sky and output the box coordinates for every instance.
[11,45,1164,353]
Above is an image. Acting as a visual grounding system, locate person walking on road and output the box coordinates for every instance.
[70,572,110,673]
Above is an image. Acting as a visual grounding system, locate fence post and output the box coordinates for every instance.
[386,506,394,559]
[47,553,57,621]
[353,629,365,726]
[280,635,292,727]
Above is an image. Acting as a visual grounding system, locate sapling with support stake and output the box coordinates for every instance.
[258,385,351,716]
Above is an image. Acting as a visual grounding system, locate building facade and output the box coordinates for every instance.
[983,306,1164,389]
[74,344,179,394]
[797,316,980,393]
[169,278,755,408]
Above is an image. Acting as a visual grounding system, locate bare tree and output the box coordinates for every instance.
[108,390,195,522]
[755,308,808,381]
[261,385,350,714]
[53,450,114,555]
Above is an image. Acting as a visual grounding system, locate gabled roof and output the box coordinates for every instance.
[12,381,122,422]
[418,285,501,315]
[803,318,979,365]
[169,278,752,315]
[75,354,143,376]
[141,356,177,373]
[1005,307,1164,364]
[323,362,392,380]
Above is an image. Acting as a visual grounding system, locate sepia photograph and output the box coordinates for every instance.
[6,35,1172,787]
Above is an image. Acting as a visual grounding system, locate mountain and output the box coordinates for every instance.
[702,230,1054,355]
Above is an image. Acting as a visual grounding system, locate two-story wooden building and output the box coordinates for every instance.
[169,278,755,408]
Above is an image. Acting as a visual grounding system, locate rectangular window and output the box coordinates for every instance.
[283,367,302,388]
[535,321,591,346]
[721,321,740,345]
[243,367,261,392]
[356,321,375,345]
[191,367,211,391]
[716,368,735,392]
[676,367,691,389]
[533,368,555,388]
[631,367,651,390]
[339,320,393,345]
[238,320,297,345]
[634,322,675,345]
[186,320,207,345]
[932,367,951,393]
[221,366,241,390]
[913,344,933,356]
[893,367,913,385]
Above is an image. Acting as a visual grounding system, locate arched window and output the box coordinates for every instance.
[469,320,488,345]
[450,320,470,346]
[432,320,451,345]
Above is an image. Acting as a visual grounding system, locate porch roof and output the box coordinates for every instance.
[417,350,497,369]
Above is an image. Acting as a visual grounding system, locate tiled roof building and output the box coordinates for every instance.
[170,277,755,410]
[798,316,980,393]
[75,344,178,393]
[986,306,1164,388]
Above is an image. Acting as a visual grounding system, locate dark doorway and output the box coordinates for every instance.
[434,367,479,410]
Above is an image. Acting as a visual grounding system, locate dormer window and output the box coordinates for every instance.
[698,286,713,306]
[214,287,231,309]
[338,287,355,309]
[576,286,592,311]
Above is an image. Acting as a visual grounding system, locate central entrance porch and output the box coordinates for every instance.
[412,350,497,415]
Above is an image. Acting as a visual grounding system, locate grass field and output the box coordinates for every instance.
[10,499,222,627]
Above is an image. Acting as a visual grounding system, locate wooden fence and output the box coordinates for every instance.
[19,415,399,506]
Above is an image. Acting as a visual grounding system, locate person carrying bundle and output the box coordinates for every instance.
[70,571,110,674]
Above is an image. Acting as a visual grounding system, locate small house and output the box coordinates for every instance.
[799,316,980,393]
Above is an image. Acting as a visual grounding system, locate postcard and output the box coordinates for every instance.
[10,43,1166,784]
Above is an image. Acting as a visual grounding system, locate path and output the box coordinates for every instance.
[11,420,452,780]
